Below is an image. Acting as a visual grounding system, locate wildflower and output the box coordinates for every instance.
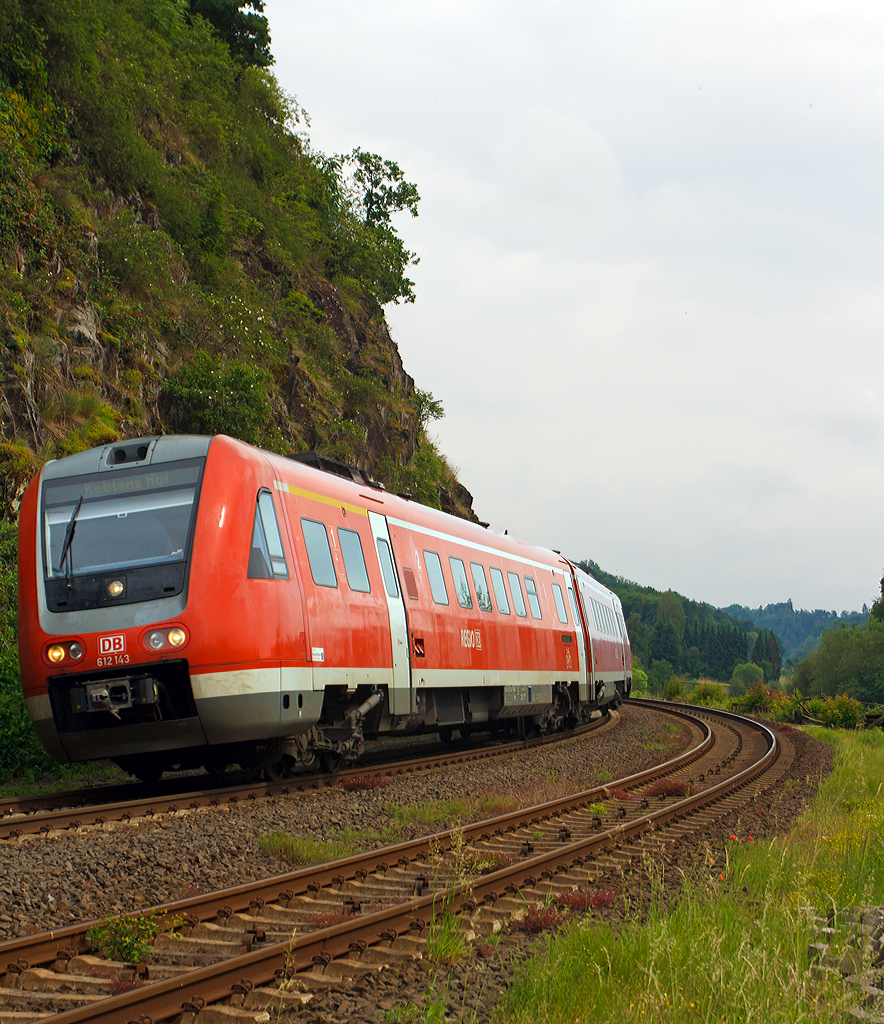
[730,834,737,840]
[719,874,724,880]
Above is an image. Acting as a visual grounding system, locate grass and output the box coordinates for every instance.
[497,727,883,1023]
[256,831,363,866]
[0,760,126,799]
[639,721,681,751]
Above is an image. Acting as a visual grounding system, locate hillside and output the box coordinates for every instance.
[580,561,870,674]
[0,0,476,530]
[721,600,869,664]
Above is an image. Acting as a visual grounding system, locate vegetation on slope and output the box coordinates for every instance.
[722,599,869,663]
[578,560,784,685]
[582,560,879,697]
[0,0,472,524]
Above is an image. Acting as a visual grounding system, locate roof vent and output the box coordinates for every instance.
[286,451,385,490]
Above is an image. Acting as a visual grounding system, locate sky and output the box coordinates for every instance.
[264,0,884,614]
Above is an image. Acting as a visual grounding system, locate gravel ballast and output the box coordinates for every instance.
[0,705,835,1024]
[0,705,688,939]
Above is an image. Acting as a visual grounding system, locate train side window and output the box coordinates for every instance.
[551,582,569,624]
[449,557,473,609]
[337,528,371,593]
[490,567,510,614]
[248,491,289,580]
[402,567,419,601]
[423,550,449,605]
[507,572,528,617]
[301,518,337,587]
[605,605,613,634]
[470,562,493,612]
[376,538,399,598]
[524,576,542,619]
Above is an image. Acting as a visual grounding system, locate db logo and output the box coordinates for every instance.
[98,634,126,655]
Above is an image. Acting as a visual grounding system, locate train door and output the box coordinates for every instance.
[368,511,412,714]
[563,571,590,701]
[577,580,598,695]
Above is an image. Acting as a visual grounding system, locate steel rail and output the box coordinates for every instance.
[0,712,616,839]
[30,706,778,1024]
[0,704,703,971]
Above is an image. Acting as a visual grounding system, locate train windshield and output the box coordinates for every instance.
[42,459,204,579]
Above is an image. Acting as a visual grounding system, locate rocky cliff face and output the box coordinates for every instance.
[0,2,477,524]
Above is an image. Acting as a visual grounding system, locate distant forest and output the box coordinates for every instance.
[721,600,868,663]
[579,561,871,684]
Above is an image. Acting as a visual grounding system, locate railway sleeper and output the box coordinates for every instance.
[186,1004,271,1024]
[0,987,105,1010]
[153,933,243,955]
[0,1011,52,1024]
[241,987,314,1011]
[14,969,113,996]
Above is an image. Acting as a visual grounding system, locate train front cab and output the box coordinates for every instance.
[18,435,326,778]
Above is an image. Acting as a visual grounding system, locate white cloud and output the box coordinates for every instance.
[265,0,884,611]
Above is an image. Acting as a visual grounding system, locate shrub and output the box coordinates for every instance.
[556,888,619,911]
[159,350,271,445]
[804,694,866,730]
[631,668,648,696]
[649,660,674,692]
[644,778,700,798]
[691,680,725,707]
[733,680,772,711]
[0,650,66,782]
[87,910,183,964]
[513,903,565,934]
[608,788,633,801]
[662,676,685,701]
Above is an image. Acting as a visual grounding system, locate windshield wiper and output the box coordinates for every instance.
[56,496,83,586]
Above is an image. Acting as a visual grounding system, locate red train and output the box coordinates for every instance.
[18,435,632,782]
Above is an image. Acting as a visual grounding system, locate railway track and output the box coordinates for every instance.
[0,701,794,1024]
[0,715,615,841]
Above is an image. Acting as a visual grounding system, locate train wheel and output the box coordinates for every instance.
[319,750,341,774]
[263,759,289,782]
[438,726,454,745]
[203,757,229,777]
[134,763,163,784]
[517,718,539,741]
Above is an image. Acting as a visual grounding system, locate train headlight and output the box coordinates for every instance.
[68,642,84,660]
[167,627,186,648]
[47,644,65,663]
[148,631,165,650]
[107,580,125,598]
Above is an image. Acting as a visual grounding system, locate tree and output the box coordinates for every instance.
[871,573,884,623]
[656,590,686,635]
[348,149,420,227]
[793,618,884,703]
[651,620,680,666]
[649,660,674,693]
[188,0,272,68]
[731,662,764,693]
